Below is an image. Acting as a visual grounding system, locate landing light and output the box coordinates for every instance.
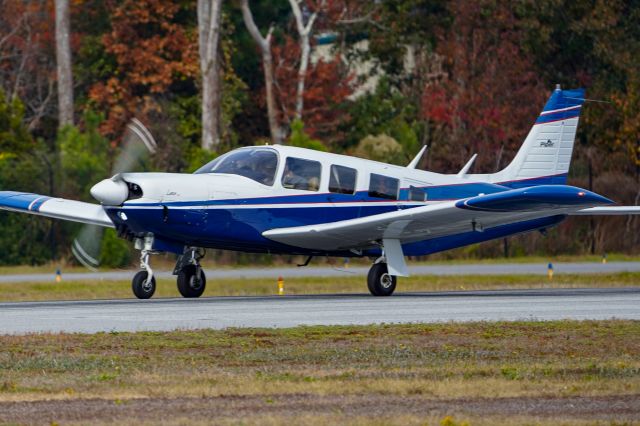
[119,212,128,221]
[578,191,585,197]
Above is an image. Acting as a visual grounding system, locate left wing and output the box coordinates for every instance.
[0,191,113,227]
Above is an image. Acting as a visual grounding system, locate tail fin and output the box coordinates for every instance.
[496,85,585,187]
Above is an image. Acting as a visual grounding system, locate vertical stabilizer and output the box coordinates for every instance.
[495,86,585,187]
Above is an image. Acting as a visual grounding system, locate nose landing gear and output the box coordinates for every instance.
[132,234,157,299]
[174,248,206,298]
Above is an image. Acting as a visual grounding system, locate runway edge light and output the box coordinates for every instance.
[547,262,554,280]
[55,268,62,283]
[278,276,284,296]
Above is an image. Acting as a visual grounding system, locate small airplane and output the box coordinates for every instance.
[1,85,639,299]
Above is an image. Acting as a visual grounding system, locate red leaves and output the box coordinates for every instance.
[88,0,197,138]
[272,35,354,146]
[419,0,546,172]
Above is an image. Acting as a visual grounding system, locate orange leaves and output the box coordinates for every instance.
[88,0,197,138]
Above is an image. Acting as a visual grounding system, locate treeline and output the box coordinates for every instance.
[0,0,639,266]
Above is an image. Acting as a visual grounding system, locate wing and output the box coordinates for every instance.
[0,191,113,227]
[263,185,614,275]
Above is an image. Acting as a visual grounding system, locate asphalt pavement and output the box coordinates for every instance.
[1,287,638,334]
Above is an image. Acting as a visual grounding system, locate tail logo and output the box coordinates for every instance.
[540,139,555,148]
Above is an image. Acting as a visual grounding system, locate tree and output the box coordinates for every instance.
[420,0,545,173]
[198,0,223,151]
[287,0,325,119]
[272,35,354,147]
[54,0,74,127]
[0,1,57,133]
[88,0,198,139]
[240,0,281,143]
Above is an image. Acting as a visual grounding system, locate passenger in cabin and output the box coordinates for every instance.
[254,158,277,185]
[282,158,320,191]
[282,163,306,189]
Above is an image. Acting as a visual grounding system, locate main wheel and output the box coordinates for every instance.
[367,263,397,296]
[132,271,156,299]
[177,265,206,298]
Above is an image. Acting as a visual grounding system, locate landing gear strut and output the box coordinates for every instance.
[367,261,397,296]
[132,234,156,299]
[174,248,206,298]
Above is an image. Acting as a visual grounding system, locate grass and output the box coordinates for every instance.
[0,272,639,302]
[0,321,638,424]
[1,252,639,275]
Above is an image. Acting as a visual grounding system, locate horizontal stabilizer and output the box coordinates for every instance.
[0,191,113,227]
[570,206,640,215]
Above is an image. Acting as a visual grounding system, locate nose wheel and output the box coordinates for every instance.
[132,234,157,299]
[132,270,156,299]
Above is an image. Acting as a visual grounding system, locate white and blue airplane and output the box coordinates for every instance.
[1,85,638,299]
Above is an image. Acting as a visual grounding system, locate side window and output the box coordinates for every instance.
[282,157,322,191]
[368,174,399,200]
[408,186,426,202]
[329,165,357,195]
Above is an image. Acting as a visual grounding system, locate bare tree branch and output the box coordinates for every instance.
[240,0,281,143]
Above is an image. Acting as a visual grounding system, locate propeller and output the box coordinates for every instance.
[71,119,157,270]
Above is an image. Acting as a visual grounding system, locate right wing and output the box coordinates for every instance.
[0,191,113,227]
[262,185,614,252]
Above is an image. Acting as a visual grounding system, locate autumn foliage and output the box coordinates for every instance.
[87,0,198,139]
[272,35,354,146]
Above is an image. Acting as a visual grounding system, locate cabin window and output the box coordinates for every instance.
[282,157,322,191]
[329,165,357,195]
[194,148,278,186]
[408,186,427,202]
[368,174,399,200]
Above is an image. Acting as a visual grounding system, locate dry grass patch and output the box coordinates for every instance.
[0,321,639,424]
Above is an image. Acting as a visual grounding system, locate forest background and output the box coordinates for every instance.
[0,0,639,267]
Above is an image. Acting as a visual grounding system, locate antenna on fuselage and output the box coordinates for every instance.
[457,153,478,178]
[407,145,428,169]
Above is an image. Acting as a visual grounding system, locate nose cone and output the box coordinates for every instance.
[90,179,129,205]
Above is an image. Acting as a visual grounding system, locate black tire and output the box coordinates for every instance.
[177,265,206,298]
[367,263,397,296]
[132,271,156,299]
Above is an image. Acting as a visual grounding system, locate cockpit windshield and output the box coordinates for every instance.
[194,148,278,186]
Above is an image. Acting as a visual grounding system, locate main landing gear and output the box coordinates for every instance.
[367,261,397,296]
[173,248,206,298]
[131,234,206,300]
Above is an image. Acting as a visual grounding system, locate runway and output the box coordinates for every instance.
[1,287,638,334]
[2,261,640,283]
